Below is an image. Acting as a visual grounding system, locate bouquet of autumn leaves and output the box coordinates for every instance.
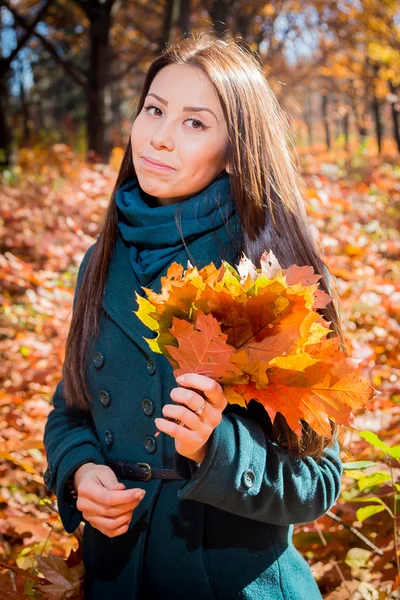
[133,250,375,440]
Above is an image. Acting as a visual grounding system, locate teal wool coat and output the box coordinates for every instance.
[43,222,343,599]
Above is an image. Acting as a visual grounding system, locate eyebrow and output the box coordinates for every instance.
[146,93,219,123]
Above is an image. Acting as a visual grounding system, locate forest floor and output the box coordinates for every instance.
[0,143,399,599]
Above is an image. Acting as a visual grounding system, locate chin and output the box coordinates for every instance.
[138,174,181,199]
[136,174,162,194]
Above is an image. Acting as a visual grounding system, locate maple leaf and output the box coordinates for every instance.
[165,311,246,382]
[34,552,84,599]
[133,249,378,440]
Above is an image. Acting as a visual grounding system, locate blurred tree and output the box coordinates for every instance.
[3,0,157,162]
[0,0,55,168]
[1,0,398,164]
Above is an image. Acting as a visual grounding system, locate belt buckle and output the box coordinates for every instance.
[137,462,152,481]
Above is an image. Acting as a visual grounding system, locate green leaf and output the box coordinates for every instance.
[358,431,400,459]
[346,496,387,507]
[356,504,386,523]
[342,461,376,470]
[348,495,393,520]
[358,472,391,491]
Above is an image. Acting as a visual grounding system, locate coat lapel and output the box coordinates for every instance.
[101,221,243,355]
[101,234,157,355]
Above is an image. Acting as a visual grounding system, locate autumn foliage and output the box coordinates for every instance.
[0,145,399,598]
[134,250,376,440]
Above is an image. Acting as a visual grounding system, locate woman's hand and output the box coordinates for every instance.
[155,373,227,464]
[74,463,146,538]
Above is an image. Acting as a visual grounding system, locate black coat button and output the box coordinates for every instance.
[99,390,110,407]
[104,430,114,448]
[44,467,51,484]
[93,351,104,369]
[142,399,154,416]
[147,358,156,375]
[144,436,156,454]
[242,469,255,489]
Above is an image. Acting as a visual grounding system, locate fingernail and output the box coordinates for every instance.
[176,375,185,383]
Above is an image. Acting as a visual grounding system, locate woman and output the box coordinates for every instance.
[43,34,345,600]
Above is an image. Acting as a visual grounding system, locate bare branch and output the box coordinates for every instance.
[3,0,88,88]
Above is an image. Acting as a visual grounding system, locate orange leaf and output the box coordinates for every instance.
[165,311,245,381]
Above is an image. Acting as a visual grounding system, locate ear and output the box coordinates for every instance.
[224,162,230,174]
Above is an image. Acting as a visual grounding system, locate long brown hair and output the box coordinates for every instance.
[63,34,348,459]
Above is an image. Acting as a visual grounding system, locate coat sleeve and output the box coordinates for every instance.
[173,403,343,526]
[43,242,106,533]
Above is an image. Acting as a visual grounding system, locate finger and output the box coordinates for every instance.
[175,373,226,410]
[89,511,133,533]
[162,404,205,431]
[83,507,133,524]
[102,522,130,538]
[77,494,145,517]
[169,389,222,429]
[170,387,208,415]
[95,467,127,491]
[155,417,206,444]
[84,483,146,507]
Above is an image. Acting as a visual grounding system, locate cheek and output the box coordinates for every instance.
[180,133,226,170]
[130,117,147,153]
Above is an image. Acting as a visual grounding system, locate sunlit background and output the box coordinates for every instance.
[0,1,399,598]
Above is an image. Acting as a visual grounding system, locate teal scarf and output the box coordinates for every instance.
[115,172,242,290]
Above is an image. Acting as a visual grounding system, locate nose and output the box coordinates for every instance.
[150,119,174,152]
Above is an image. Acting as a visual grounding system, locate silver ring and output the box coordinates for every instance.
[194,400,206,415]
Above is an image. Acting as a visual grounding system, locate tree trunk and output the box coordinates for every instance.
[0,61,12,168]
[321,93,331,150]
[349,91,368,143]
[236,10,251,39]
[19,78,31,146]
[158,0,190,50]
[86,2,113,161]
[209,0,231,38]
[158,0,174,53]
[371,91,382,154]
[304,93,313,148]
[0,0,55,168]
[178,0,191,36]
[343,108,349,151]
[369,60,382,154]
[388,80,400,153]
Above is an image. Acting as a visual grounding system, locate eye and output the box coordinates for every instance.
[143,104,208,131]
[186,117,207,131]
[143,104,162,116]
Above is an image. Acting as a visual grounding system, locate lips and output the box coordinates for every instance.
[141,156,175,170]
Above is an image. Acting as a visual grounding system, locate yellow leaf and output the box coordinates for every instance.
[133,294,159,331]
[270,351,321,371]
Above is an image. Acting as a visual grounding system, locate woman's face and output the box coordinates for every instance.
[131,64,230,205]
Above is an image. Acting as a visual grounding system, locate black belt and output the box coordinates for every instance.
[104,458,185,481]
